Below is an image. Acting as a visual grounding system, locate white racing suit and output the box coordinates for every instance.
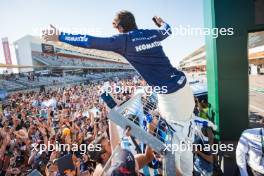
[158,83,217,176]
[157,83,195,176]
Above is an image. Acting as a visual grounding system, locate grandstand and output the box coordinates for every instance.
[31,51,130,69]
[179,31,264,74]
[0,79,26,91]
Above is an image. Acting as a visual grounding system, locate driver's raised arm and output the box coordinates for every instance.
[58,32,126,53]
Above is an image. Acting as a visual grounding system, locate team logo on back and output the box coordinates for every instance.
[135,41,161,52]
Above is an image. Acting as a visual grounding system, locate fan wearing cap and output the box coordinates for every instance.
[89,121,154,176]
[106,149,140,176]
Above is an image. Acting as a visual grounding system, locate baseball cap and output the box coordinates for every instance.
[106,149,136,176]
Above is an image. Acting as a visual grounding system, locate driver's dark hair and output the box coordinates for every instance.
[114,10,138,32]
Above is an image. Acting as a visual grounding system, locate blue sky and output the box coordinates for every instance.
[0,0,205,66]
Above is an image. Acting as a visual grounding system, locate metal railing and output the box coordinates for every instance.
[108,93,177,175]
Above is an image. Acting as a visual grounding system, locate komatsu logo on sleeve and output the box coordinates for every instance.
[65,36,88,42]
[135,41,161,52]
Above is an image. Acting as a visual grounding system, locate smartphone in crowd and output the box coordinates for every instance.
[100,92,117,109]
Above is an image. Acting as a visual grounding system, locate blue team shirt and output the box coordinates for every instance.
[58,23,186,94]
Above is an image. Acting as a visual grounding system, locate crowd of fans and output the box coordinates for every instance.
[0,75,219,176]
